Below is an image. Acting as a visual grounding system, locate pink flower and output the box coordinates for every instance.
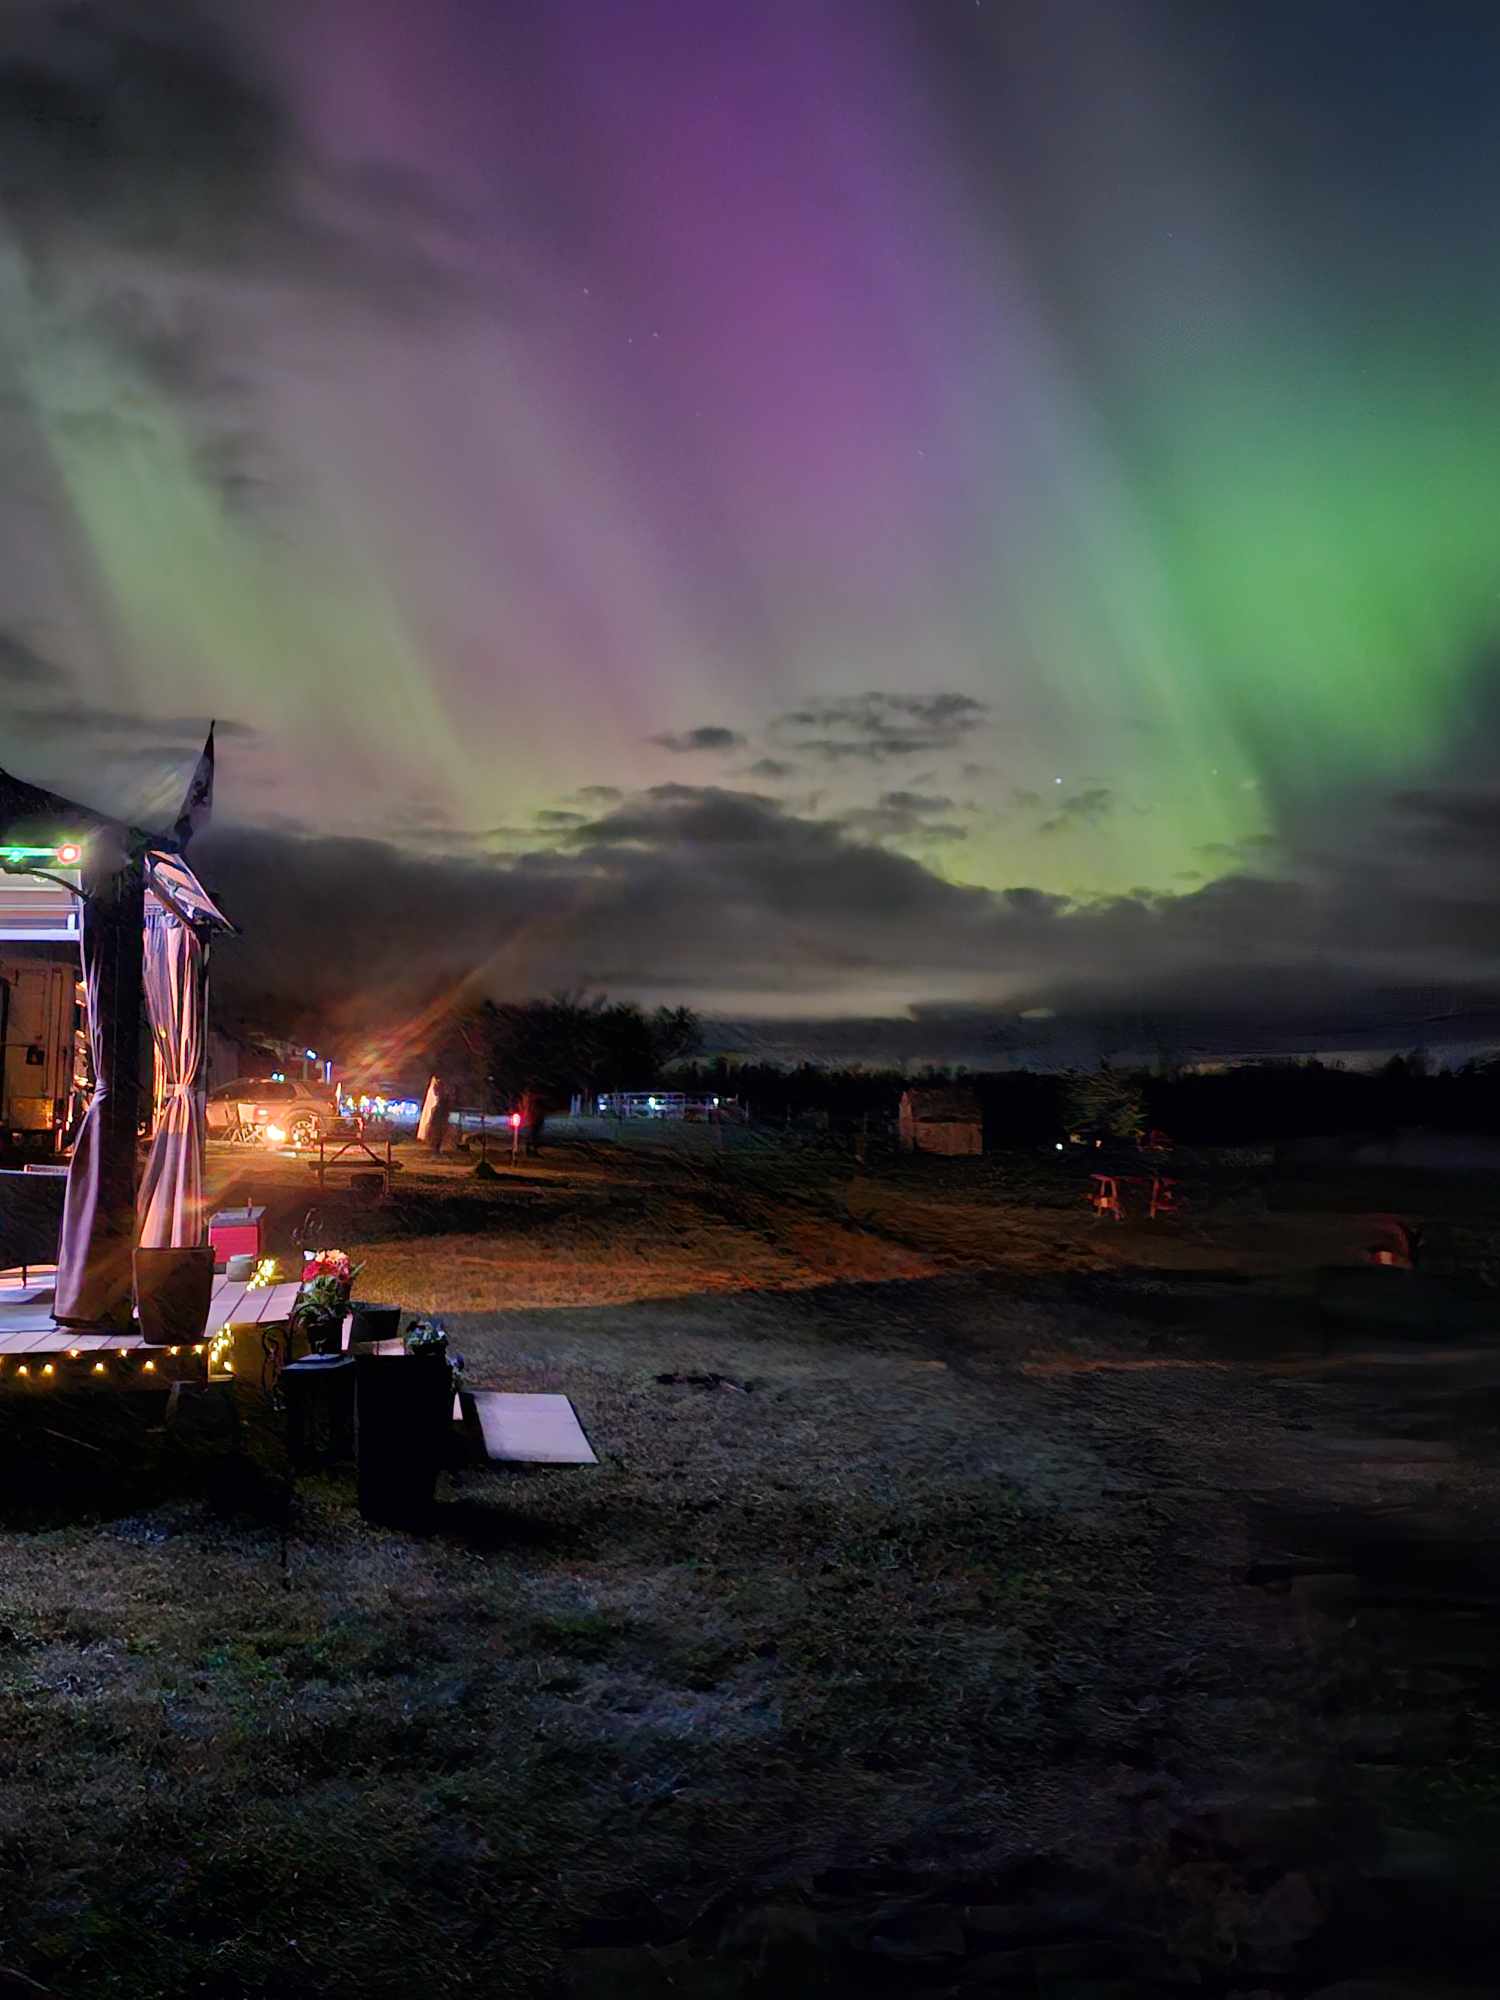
[302,1249,354,1283]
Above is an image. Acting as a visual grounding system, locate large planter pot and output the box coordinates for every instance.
[348,1300,402,1347]
[293,1282,353,1355]
[134,1246,216,1346]
[355,1352,453,1528]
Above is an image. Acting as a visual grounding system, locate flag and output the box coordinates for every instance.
[173,723,214,848]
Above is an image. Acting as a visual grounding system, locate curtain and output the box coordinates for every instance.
[137,900,209,1249]
[55,858,145,1329]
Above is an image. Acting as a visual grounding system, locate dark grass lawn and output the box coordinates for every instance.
[1,1146,1498,1997]
[0,1280,1166,1997]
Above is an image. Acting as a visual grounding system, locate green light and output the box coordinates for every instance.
[0,847,67,861]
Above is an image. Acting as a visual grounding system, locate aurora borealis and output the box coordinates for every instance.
[4,0,1500,1034]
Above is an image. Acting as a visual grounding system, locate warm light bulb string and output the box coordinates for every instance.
[0,1342,209,1384]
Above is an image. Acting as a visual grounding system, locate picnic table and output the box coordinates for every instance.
[310,1131,398,1194]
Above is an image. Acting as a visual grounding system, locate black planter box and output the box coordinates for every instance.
[355,1351,453,1528]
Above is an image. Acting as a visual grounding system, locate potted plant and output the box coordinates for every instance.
[403,1316,467,1393]
[301,1248,360,1297]
[347,1299,403,1346]
[135,1243,217,1346]
[354,1316,463,1528]
[293,1250,363,1355]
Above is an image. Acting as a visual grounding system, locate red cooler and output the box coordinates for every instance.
[209,1205,266,1266]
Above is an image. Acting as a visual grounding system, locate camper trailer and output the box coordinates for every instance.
[0,860,87,1158]
[0,949,86,1157]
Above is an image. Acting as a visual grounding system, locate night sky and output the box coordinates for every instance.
[3,0,1499,1038]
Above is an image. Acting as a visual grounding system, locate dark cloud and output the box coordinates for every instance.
[0,0,471,420]
[1392,786,1500,846]
[745,757,799,781]
[178,774,1500,1037]
[395,821,532,855]
[840,786,967,844]
[0,631,61,688]
[1192,829,1282,869]
[574,784,623,804]
[534,808,585,827]
[772,691,989,764]
[66,287,273,508]
[649,725,747,753]
[82,288,238,401]
[1038,786,1113,835]
[0,4,288,270]
[5,697,248,824]
[572,784,780,848]
[12,698,251,744]
[878,790,954,815]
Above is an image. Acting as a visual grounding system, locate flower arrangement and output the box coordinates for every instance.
[295,1250,364,1355]
[403,1316,466,1395]
[302,1249,361,1286]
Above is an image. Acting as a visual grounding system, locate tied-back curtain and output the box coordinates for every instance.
[137,901,209,1249]
[55,858,145,1329]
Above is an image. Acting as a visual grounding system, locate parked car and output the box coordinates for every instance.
[205,1077,345,1148]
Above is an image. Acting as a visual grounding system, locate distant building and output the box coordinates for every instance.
[591,1091,740,1121]
[898,1087,982,1156]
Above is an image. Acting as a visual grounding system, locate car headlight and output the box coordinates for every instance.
[265,1124,287,1145]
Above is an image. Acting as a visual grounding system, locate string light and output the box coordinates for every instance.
[0,1348,221,1385]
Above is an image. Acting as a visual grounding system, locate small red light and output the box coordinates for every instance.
[510,1112,521,1127]
[56,842,82,865]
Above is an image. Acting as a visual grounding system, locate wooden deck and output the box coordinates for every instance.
[0,1268,304,1358]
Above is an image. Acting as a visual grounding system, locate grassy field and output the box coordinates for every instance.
[1,1134,1497,1997]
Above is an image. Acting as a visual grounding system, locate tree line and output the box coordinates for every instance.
[420,995,1500,1146]
[432,994,704,1114]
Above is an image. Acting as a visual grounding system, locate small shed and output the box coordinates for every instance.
[898,1086,982,1156]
